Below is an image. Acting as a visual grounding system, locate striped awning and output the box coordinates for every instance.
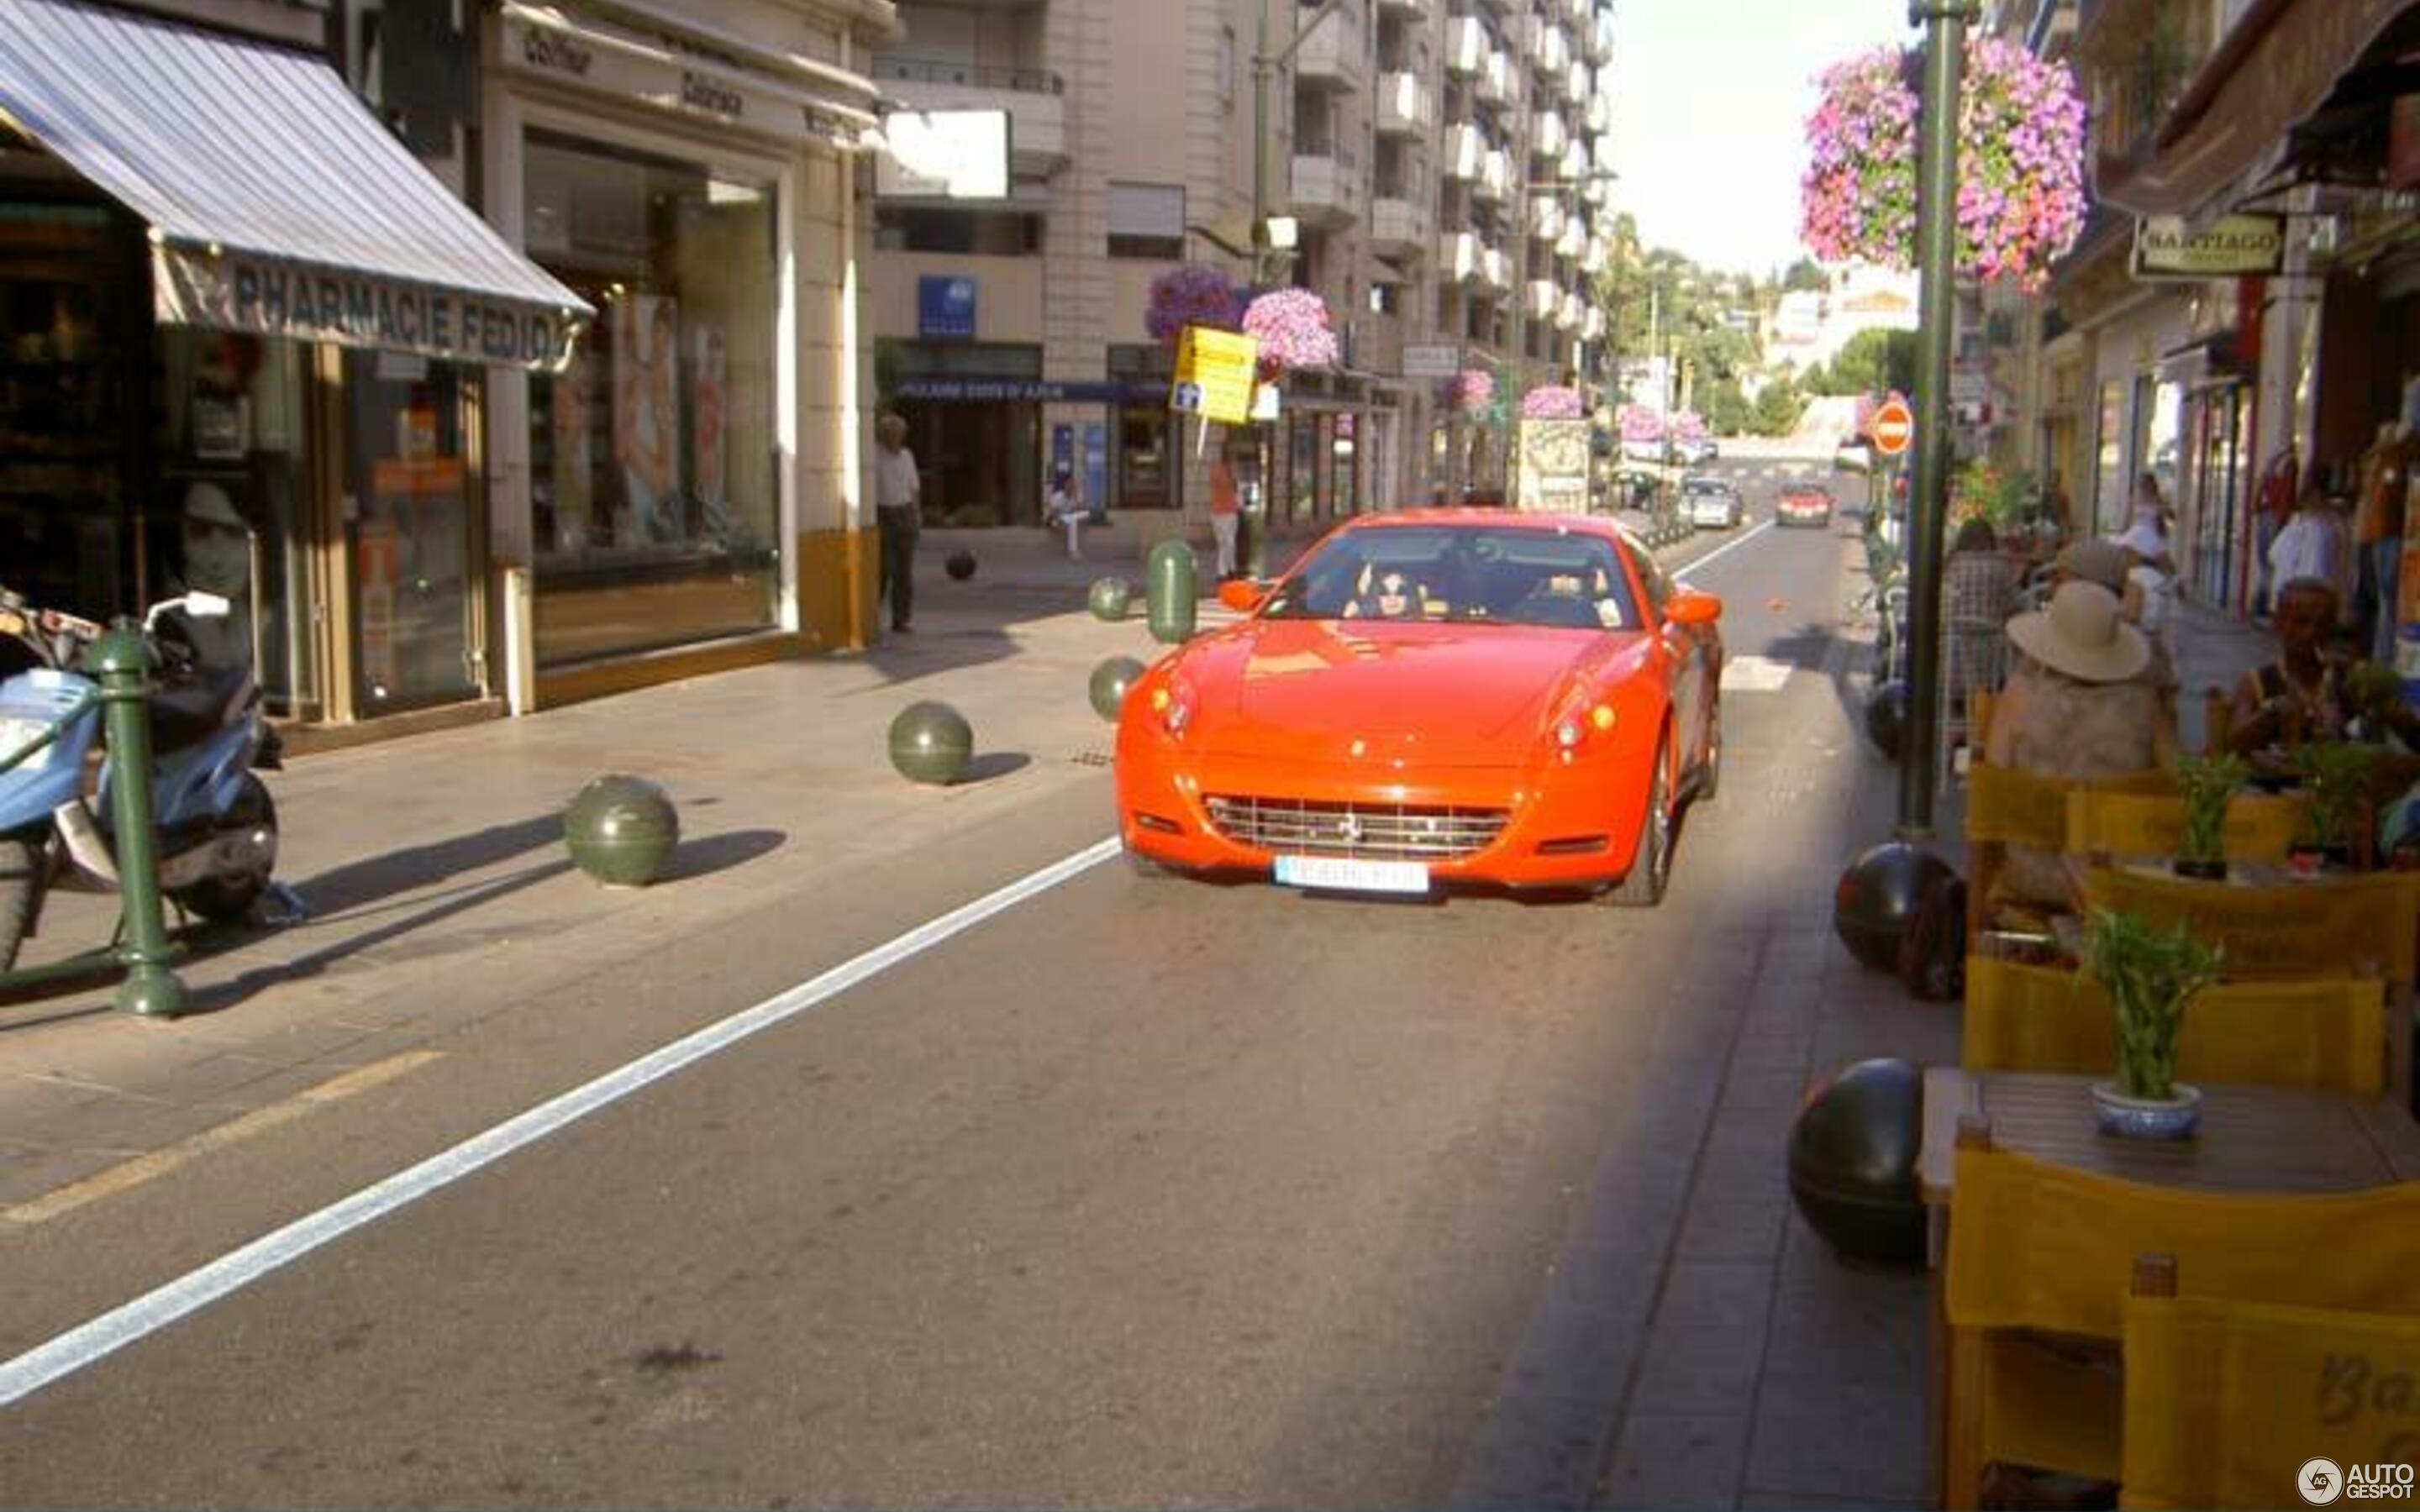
[0,0,591,370]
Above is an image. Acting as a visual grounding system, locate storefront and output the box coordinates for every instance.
[0,0,587,738]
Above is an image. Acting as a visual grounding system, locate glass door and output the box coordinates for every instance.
[346,352,481,711]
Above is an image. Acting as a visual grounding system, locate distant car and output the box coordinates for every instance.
[1681,477,1744,531]
[1776,485,1835,528]
[1676,438,1719,467]
[1833,438,1874,475]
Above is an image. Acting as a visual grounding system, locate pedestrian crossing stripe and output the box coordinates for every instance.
[1720,655,1794,692]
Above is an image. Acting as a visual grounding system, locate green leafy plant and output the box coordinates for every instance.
[2081,907,2223,1101]
[2296,740,2379,852]
[2345,663,2406,732]
[2173,753,2249,867]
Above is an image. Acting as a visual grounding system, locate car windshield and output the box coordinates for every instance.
[1257,524,1644,630]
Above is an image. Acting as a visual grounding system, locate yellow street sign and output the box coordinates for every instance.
[1171,325,1259,426]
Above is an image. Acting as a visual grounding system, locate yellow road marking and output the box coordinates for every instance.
[3,1050,444,1226]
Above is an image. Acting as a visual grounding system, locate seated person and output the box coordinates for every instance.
[1342,565,1428,621]
[2228,575,2420,769]
[1984,580,2175,918]
[1519,566,1626,628]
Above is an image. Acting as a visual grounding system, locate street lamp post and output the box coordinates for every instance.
[1898,0,1977,840]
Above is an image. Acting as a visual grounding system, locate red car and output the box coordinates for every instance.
[1777,485,1836,528]
[1114,511,1725,906]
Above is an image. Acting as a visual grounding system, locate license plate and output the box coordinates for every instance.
[1273,854,1431,895]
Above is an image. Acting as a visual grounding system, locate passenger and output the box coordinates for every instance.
[1344,567,1426,621]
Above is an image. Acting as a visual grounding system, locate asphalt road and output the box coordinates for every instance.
[0,459,1870,1507]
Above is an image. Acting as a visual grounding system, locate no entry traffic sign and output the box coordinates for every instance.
[1870,397,1914,457]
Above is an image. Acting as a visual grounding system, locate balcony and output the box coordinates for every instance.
[1585,174,1613,207]
[1583,233,1608,273]
[1443,122,1483,180]
[1588,11,1615,63]
[873,58,1069,176]
[1586,90,1612,135]
[1480,49,1513,104]
[1561,136,1588,181]
[1564,56,1589,107]
[1294,3,1365,91]
[1534,108,1568,160]
[1530,193,1566,241]
[1371,196,1430,258]
[1445,16,1486,75]
[1583,305,1605,341]
[1441,228,1481,282]
[1556,218,1586,259]
[1535,23,1570,74]
[1291,149,1365,228]
[1476,146,1510,201]
[1528,278,1560,318]
[1377,71,1431,134]
[1559,290,1585,331]
[1481,244,1513,291]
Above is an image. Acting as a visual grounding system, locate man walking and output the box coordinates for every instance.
[875,413,920,634]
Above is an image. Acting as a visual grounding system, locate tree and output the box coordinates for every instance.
[1781,257,1828,293]
[1751,379,1805,438]
[1802,328,1917,398]
[1703,378,1751,438]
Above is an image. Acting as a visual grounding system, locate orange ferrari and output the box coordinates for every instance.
[1115,510,1725,905]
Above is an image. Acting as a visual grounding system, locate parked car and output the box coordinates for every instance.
[1833,438,1874,475]
[1676,437,1719,467]
[1776,485,1835,528]
[1115,511,1726,906]
[1681,476,1744,531]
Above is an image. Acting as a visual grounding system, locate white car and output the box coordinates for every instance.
[1682,479,1743,530]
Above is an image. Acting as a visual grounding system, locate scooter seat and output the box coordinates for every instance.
[149,667,256,753]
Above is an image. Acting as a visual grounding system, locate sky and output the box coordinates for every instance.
[1607,0,1917,279]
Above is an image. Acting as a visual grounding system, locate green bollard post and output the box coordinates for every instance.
[87,622,186,1018]
[1146,538,1199,644]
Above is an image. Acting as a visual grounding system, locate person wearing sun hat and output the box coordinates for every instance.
[2051,534,2180,699]
[1986,580,2178,913]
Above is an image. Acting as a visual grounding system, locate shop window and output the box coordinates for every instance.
[154,329,322,719]
[523,129,781,669]
[345,351,478,711]
[874,206,1044,256]
[1107,181,1185,260]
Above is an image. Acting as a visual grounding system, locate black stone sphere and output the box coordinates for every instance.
[944,549,978,581]
[1787,1058,1928,1270]
[1088,577,1134,622]
[887,701,974,785]
[1089,655,1146,722]
[1865,680,1908,760]
[1833,840,1953,971]
[563,774,680,888]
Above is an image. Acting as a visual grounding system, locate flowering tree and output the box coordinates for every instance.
[1241,288,1339,379]
[1616,403,1665,443]
[1145,264,1244,346]
[1667,409,1709,441]
[1799,37,2086,291]
[1519,385,1585,420]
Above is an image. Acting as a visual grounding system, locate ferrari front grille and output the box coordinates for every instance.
[1202,795,1510,860]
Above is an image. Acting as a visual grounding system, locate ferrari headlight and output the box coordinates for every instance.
[1151,674,1197,736]
[1549,699,1616,754]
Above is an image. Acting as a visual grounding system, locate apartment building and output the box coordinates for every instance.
[867,0,1618,536]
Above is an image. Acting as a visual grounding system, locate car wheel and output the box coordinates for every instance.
[1603,737,1674,907]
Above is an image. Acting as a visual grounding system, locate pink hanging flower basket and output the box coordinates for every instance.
[1145,264,1245,347]
[1798,38,2087,291]
[1241,288,1340,376]
[1520,385,1585,420]
[1451,368,1496,413]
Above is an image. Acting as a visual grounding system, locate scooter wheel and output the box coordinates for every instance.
[0,835,36,973]
[174,774,276,927]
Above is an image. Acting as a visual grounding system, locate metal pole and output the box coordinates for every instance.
[1898,0,1974,841]
[88,622,186,1017]
[1246,0,1270,576]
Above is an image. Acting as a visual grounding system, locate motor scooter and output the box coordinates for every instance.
[0,586,281,973]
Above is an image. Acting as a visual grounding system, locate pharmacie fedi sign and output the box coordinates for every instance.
[2131,214,2286,281]
[153,247,583,373]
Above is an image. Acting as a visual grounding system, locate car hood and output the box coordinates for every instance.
[1176,618,1654,765]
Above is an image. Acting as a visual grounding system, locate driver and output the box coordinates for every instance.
[1344,565,1427,621]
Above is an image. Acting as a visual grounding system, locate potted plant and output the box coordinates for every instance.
[2293,740,2378,873]
[2171,752,2248,880]
[2080,907,2223,1139]
[2344,662,2406,745]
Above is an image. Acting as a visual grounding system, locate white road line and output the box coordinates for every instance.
[0,836,1124,1410]
[1673,519,1776,581]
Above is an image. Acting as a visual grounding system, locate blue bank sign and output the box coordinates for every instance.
[918,276,978,339]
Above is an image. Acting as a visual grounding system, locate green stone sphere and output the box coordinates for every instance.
[888,700,974,785]
[1087,577,1134,622]
[564,774,681,888]
[1089,655,1146,722]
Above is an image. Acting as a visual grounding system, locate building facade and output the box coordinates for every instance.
[0,0,900,748]
[864,0,1619,539]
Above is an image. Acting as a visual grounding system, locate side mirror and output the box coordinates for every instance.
[1665,589,1723,627]
[1217,579,1266,614]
